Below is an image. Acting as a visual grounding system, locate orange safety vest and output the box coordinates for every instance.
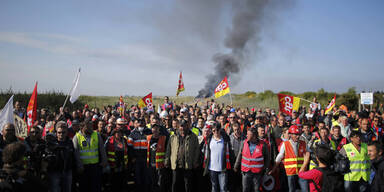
[106,136,129,168]
[241,139,264,173]
[146,135,166,169]
[283,140,306,176]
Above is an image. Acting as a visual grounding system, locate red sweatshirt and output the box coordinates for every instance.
[299,169,323,192]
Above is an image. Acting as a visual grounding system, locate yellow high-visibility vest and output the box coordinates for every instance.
[343,143,370,181]
[77,131,99,165]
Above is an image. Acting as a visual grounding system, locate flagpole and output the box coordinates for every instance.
[62,86,73,109]
[228,77,233,106]
[297,97,316,105]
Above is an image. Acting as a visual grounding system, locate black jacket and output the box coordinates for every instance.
[371,156,384,192]
[47,138,75,172]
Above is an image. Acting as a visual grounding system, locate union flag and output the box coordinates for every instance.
[214,76,230,98]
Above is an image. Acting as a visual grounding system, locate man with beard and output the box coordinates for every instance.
[0,124,21,167]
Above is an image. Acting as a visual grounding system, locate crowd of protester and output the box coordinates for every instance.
[0,96,384,192]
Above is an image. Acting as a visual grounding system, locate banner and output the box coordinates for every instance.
[27,82,38,133]
[69,68,81,103]
[14,115,27,138]
[214,76,230,98]
[277,93,300,116]
[325,94,336,114]
[138,92,153,111]
[176,71,185,96]
[0,95,14,132]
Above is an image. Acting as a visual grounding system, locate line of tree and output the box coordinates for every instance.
[0,88,84,112]
[1,87,383,112]
[240,87,384,111]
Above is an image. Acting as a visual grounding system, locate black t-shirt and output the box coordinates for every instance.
[149,137,159,167]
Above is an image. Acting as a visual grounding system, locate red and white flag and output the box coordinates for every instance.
[176,71,185,96]
[325,94,336,114]
[27,82,38,133]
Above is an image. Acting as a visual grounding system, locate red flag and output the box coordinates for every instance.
[277,93,301,116]
[138,92,153,111]
[27,82,38,133]
[176,71,185,96]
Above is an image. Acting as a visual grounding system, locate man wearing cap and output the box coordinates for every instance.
[73,120,108,192]
[269,125,309,192]
[68,119,80,139]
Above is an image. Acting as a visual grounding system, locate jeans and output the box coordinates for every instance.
[287,175,308,192]
[172,169,194,192]
[242,171,262,192]
[344,179,369,192]
[48,170,72,192]
[210,170,228,192]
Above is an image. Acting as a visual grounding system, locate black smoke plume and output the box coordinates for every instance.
[196,0,280,98]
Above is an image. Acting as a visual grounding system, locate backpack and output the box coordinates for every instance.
[312,167,345,192]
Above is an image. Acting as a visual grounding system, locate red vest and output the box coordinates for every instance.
[330,136,347,151]
[283,140,306,176]
[146,135,166,169]
[106,136,129,168]
[241,139,264,173]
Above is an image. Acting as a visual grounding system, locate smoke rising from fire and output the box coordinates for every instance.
[197,0,289,98]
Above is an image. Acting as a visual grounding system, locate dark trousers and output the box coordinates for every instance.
[172,168,194,192]
[135,160,151,192]
[150,167,167,192]
[111,171,127,192]
[79,164,102,192]
[344,179,370,192]
[197,167,211,192]
[229,170,242,192]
